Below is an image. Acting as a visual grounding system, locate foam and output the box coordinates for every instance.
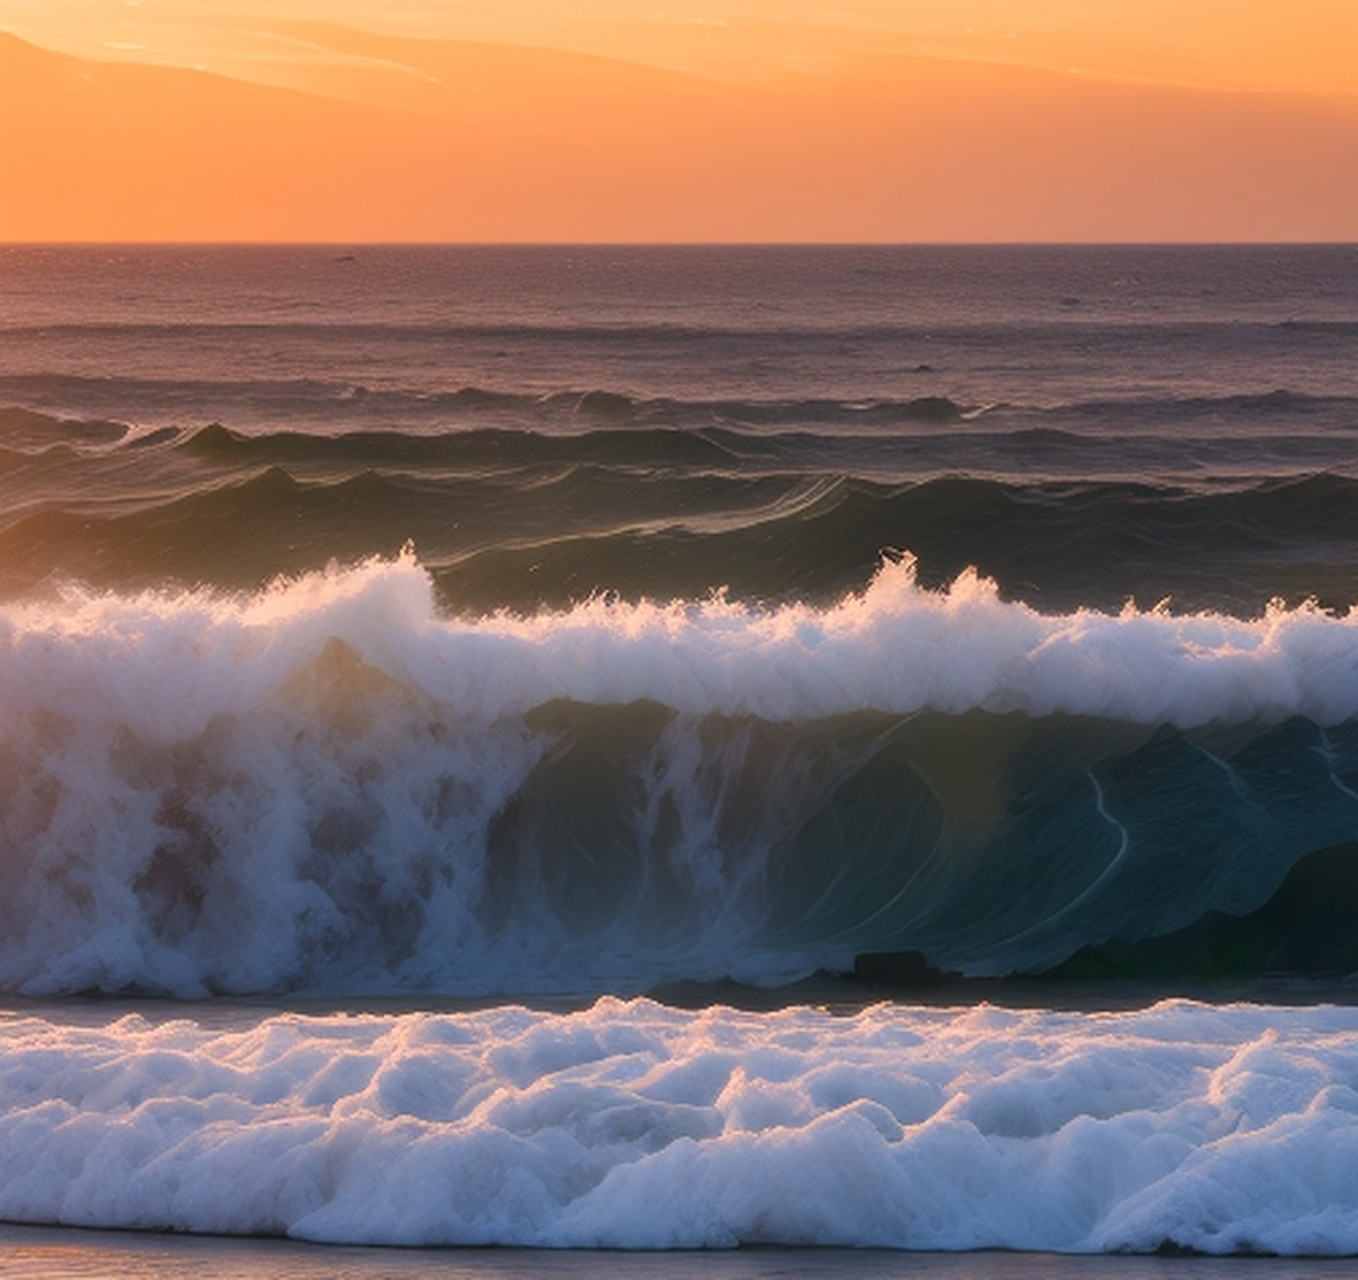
[5,549,1358,730]
[1,998,1357,1254]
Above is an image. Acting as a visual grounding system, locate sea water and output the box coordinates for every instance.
[2,244,1358,1259]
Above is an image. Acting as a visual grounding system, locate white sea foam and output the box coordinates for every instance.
[4,549,1358,730]
[1,998,1357,1254]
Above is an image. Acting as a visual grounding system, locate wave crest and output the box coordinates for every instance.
[9,550,1358,727]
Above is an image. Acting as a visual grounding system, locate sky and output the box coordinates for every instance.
[1,1,1355,241]
[2,0,1356,94]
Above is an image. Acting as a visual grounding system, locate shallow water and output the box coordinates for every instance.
[3,1225,1356,1279]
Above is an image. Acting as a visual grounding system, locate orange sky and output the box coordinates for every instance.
[1,2,1355,241]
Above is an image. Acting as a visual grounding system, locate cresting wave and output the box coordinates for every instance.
[3,554,1358,996]
[8,548,1358,740]
[0,380,977,430]
[3,1000,1358,1254]
[2,382,1352,439]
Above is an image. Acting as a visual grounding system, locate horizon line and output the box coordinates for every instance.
[4,239,1356,249]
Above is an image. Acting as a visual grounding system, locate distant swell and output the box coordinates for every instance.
[3,555,1358,998]
[4,376,1354,438]
[0,380,972,429]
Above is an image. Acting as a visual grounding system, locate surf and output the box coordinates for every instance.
[3,553,1357,997]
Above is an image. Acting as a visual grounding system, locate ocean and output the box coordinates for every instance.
[1,243,1358,1263]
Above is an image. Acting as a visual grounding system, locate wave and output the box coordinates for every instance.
[0,380,975,435]
[8,420,1358,612]
[2,999,1358,1253]
[178,420,746,468]
[8,373,1356,437]
[0,404,127,449]
[1054,387,1345,416]
[3,554,1358,998]
[5,395,1354,485]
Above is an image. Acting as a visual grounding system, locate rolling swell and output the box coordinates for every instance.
[7,406,1358,612]
[3,555,1358,997]
[0,376,973,434]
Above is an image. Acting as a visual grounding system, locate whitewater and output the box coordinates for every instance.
[3,998,1358,1255]
[3,553,1358,999]
[12,549,1358,732]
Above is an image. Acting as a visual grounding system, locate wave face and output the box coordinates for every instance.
[4,555,1358,997]
[3,999,1358,1254]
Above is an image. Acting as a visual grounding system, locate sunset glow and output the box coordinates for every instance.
[1,2,1356,241]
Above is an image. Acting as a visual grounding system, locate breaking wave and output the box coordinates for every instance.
[3,554,1358,997]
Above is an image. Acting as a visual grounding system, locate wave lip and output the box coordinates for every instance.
[2,1000,1357,1254]
[10,547,1358,729]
